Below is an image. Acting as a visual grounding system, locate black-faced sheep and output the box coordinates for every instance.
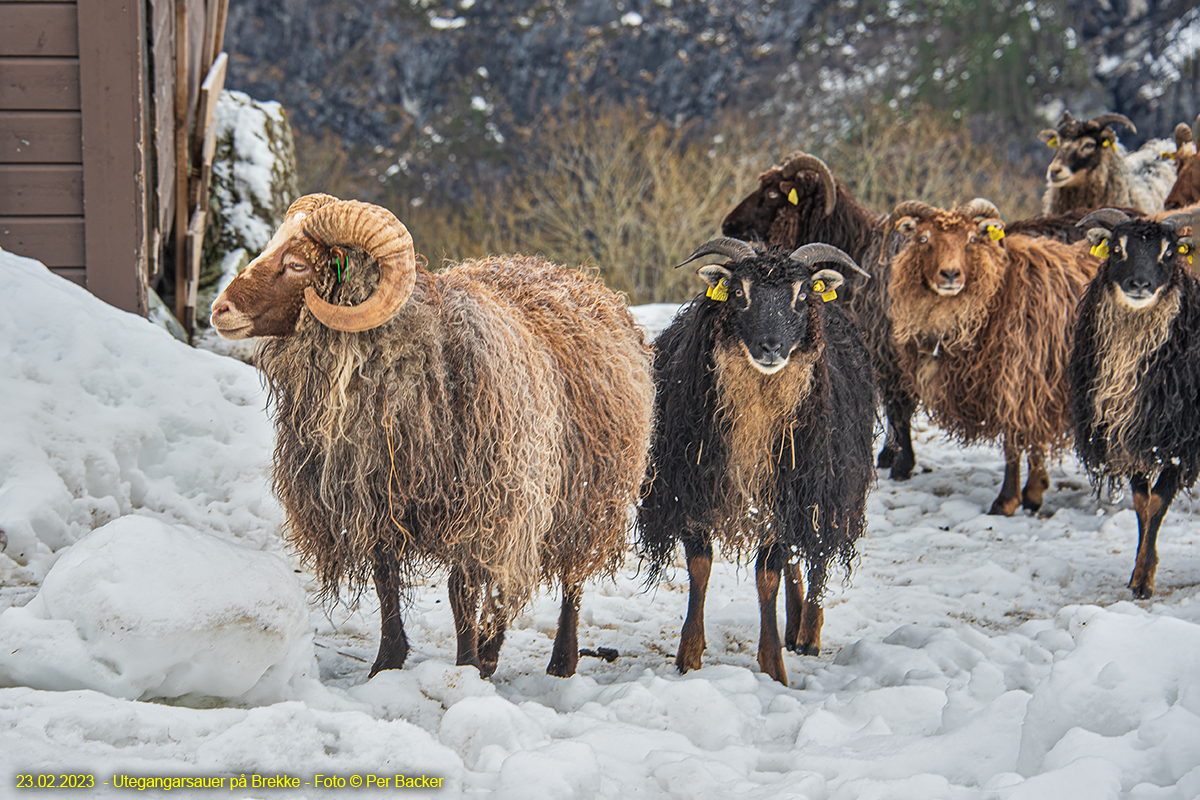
[210,194,654,678]
[721,153,917,480]
[1164,115,1200,211]
[888,198,1100,515]
[1070,207,1199,599]
[638,239,876,685]
[1039,111,1177,215]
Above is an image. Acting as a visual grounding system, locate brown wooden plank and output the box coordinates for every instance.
[174,0,190,330]
[0,111,81,163]
[49,267,86,287]
[0,216,84,267]
[0,164,82,214]
[189,51,226,213]
[0,4,79,56]
[77,0,149,315]
[0,58,80,110]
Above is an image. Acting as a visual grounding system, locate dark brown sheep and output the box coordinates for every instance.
[1164,116,1200,211]
[211,195,654,679]
[889,198,1100,515]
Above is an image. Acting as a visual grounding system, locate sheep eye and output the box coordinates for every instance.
[919,234,929,244]
[767,190,780,199]
[734,288,744,298]
[796,293,807,303]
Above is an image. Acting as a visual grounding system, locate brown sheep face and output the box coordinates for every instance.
[1041,130,1114,188]
[895,215,1002,297]
[210,217,325,339]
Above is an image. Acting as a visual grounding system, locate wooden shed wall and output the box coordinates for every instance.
[0,0,87,287]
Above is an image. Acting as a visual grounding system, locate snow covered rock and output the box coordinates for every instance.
[0,516,311,703]
[198,89,298,329]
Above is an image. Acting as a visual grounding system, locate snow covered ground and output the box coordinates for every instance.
[2,253,1200,799]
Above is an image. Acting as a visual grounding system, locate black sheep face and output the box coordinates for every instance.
[1088,220,1190,309]
[698,254,845,375]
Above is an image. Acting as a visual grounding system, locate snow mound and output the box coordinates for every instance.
[0,251,281,595]
[0,516,312,703]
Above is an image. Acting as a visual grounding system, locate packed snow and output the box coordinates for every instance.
[2,251,1200,799]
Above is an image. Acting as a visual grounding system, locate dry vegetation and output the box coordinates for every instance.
[295,104,1045,305]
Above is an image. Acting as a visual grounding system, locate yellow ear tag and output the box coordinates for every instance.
[987,225,1005,241]
[1048,136,1058,148]
[1102,140,1111,148]
[706,277,730,302]
[788,188,799,205]
[1182,244,1193,265]
[1091,239,1110,259]
[812,279,837,302]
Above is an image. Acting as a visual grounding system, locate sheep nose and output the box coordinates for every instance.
[211,298,231,320]
[758,339,783,358]
[1124,277,1154,295]
[938,269,961,284]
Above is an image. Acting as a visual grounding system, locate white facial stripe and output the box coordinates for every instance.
[1119,235,1128,255]
[741,278,752,307]
[1160,239,1170,260]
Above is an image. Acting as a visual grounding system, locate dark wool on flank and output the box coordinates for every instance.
[638,270,876,595]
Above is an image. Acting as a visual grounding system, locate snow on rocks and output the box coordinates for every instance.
[0,516,311,703]
[0,251,282,607]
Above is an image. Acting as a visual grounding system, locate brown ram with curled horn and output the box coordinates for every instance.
[211,194,654,680]
[1163,115,1200,211]
[888,196,1102,515]
[1038,110,1177,215]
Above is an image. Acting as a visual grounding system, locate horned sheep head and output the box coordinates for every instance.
[1037,110,1137,188]
[211,194,417,338]
[891,198,1006,297]
[1078,207,1195,310]
[674,237,868,375]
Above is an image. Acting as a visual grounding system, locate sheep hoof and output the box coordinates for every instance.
[1021,497,1043,513]
[1129,576,1155,600]
[889,457,916,482]
[788,642,820,657]
[876,447,896,469]
[988,495,1021,516]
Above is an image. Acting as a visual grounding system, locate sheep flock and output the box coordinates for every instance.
[213,108,1199,686]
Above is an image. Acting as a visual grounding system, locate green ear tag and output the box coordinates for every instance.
[707,277,730,302]
[788,188,799,205]
[987,225,1005,242]
[1091,240,1110,259]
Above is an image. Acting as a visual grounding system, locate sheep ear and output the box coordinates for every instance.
[1038,129,1059,146]
[896,216,918,235]
[811,268,845,294]
[1086,228,1112,258]
[977,218,1006,241]
[697,264,733,289]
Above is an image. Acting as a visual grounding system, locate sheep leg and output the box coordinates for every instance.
[477,588,506,679]
[675,539,713,674]
[1129,468,1180,600]
[782,560,804,651]
[989,439,1023,516]
[547,582,582,678]
[755,544,787,685]
[1021,449,1050,513]
[369,545,409,677]
[795,560,826,657]
[883,393,919,481]
[448,565,484,675]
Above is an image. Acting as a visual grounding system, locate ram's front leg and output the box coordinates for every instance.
[547,581,582,677]
[990,437,1023,516]
[1130,468,1180,600]
[448,565,484,675]
[370,541,409,676]
[1021,447,1050,512]
[477,586,507,679]
[755,544,787,684]
[676,538,713,674]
